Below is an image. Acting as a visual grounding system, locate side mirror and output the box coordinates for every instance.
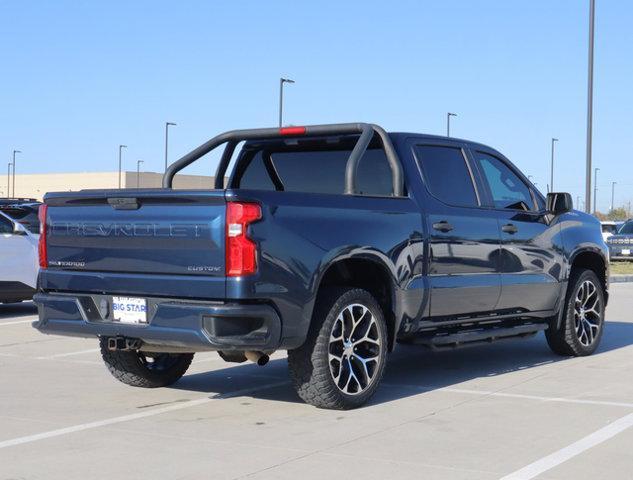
[12,222,28,235]
[546,192,573,215]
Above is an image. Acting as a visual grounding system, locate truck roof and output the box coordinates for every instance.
[388,132,495,151]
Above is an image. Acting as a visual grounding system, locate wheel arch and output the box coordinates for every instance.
[314,255,398,351]
[568,247,608,301]
[555,247,609,331]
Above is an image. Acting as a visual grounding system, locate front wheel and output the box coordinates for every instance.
[288,287,388,409]
[546,268,605,356]
[99,338,194,388]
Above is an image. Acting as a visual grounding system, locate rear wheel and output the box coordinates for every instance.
[99,338,194,388]
[288,287,388,409]
[546,269,605,356]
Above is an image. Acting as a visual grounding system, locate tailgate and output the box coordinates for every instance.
[43,189,226,296]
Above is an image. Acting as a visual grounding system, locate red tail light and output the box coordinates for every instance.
[226,202,261,276]
[279,126,306,136]
[38,204,48,269]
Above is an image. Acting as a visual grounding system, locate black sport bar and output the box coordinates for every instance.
[162,123,404,197]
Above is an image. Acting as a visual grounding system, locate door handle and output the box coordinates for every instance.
[502,223,518,234]
[432,221,453,233]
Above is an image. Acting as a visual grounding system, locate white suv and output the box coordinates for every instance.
[0,210,39,303]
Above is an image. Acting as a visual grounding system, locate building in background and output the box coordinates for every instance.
[2,171,218,200]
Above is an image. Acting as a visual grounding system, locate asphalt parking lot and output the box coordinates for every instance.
[1,285,632,480]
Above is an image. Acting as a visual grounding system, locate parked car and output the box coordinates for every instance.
[0,210,39,303]
[0,197,38,205]
[607,220,633,260]
[600,221,619,241]
[33,123,609,409]
[0,200,42,234]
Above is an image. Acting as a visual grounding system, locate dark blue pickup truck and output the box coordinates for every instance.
[34,123,609,409]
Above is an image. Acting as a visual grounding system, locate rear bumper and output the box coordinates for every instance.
[33,292,282,352]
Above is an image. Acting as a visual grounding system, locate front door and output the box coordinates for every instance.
[412,143,501,317]
[469,150,562,312]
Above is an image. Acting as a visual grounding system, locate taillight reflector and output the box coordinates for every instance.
[279,126,306,136]
[38,204,48,269]
[226,202,261,276]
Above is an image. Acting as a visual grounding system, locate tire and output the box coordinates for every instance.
[288,287,388,409]
[99,338,194,388]
[546,268,605,356]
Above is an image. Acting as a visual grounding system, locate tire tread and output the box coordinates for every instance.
[99,338,194,388]
[288,287,387,409]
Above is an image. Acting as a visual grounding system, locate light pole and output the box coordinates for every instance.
[447,112,457,137]
[279,78,295,127]
[585,0,596,213]
[550,138,558,192]
[11,150,21,198]
[118,145,127,189]
[7,162,11,199]
[164,122,176,172]
[593,167,599,214]
[577,195,581,209]
[136,160,144,188]
[611,181,616,212]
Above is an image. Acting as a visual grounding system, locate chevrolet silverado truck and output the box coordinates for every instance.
[33,123,609,409]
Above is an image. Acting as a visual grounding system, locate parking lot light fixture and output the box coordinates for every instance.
[137,160,144,188]
[118,145,127,189]
[611,181,616,212]
[11,150,21,198]
[446,113,457,137]
[585,0,596,214]
[550,138,558,191]
[165,122,177,173]
[7,162,11,199]
[593,167,600,214]
[279,78,295,127]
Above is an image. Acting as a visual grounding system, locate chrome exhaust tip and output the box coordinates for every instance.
[245,351,269,366]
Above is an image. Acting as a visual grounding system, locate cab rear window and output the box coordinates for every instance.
[235,145,394,196]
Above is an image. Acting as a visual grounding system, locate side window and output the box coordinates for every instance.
[474,152,535,211]
[0,215,13,234]
[414,145,479,207]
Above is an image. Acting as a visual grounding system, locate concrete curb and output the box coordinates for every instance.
[609,275,633,283]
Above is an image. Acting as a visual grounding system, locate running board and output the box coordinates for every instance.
[411,323,548,350]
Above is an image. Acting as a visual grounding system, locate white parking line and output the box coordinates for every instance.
[0,319,35,326]
[0,380,289,450]
[382,383,633,409]
[36,348,100,359]
[499,412,633,479]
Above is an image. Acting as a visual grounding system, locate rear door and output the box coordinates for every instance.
[469,149,562,312]
[412,142,501,317]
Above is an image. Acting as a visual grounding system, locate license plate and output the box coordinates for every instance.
[622,249,631,256]
[112,297,147,324]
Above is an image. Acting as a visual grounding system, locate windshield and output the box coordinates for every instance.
[618,222,633,235]
[0,205,40,234]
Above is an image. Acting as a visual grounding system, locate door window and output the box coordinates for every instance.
[474,152,534,211]
[414,145,479,207]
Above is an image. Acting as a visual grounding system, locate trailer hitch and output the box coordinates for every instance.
[107,336,143,351]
